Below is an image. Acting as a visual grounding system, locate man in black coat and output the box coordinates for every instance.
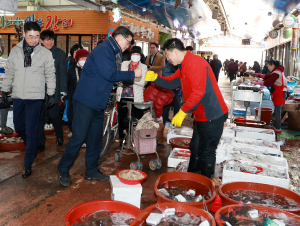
[38,30,67,152]
[262,60,270,74]
[210,54,222,82]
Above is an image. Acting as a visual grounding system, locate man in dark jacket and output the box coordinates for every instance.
[262,60,270,74]
[57,26,142,187]
[38,30,67,152]
[210,54,222,82]
[145,38,228,179]
[206,55,210,63]
[227,59,238,82]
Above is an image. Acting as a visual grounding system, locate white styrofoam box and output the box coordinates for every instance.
[167,148,190,168]
[0,73,4,78]
[216,145,231,164]
[110,175,142,208]
[226,143,283,158]
[231,137,280,150]
[167,133,192,144]
[222,127,235,138]
[111,193,141,208]
[235,126,275,142]
[224,122,236,127]
[222,162,290,189]
[226,151,288,170]
[219,136,234,147]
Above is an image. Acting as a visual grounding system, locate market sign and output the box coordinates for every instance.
[120,21,154,40]
[283,15,296,28]
[269,30,278,39]
[0,14,72,30]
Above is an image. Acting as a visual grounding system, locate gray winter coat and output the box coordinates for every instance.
[2,41,56,99]
[50,45,67,103]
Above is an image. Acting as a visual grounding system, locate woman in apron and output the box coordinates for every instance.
[252,60,285,133]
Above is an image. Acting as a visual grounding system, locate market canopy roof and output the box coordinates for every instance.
[0,0,18,14]
[112,0,300,42]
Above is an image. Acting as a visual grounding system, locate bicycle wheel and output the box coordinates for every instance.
[99,118,111,158]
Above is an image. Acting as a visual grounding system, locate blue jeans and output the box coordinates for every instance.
[58,100,104,175]
[13,99,43,166]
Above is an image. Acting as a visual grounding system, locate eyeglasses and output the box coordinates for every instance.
[26,35,40,41]
[123,36,131,47]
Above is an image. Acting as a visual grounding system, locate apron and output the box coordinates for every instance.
[271,71,284,106]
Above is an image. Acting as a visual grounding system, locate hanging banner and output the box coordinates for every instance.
[283,15,296,28]
[269,30,278,39]
[292,26,299,50]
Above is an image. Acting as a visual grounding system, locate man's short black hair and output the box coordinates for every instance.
[150,42,159,48]
[40,30,55,40]
[24,21,41,33]
[112,26,134,39]
[186,46,193,51]
[162,38,185,51]
[201,53,205,55]
[70,44,83,58]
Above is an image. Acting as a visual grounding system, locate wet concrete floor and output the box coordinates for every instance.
[0,73,298,225]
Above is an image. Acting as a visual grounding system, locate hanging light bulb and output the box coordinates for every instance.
[221,22,225,31]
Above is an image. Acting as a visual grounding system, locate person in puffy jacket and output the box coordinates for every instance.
[252,60,286,133]
[227,59,238,82]
[144,83,174,121]
[145,38,228,179]
[2,22,56,178]
[239,62,247,77]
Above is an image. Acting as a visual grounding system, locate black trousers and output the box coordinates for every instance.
[37,102,64,146]
[228,69,236,82]
[13,99,43,167]
[162,94,181,125]
[58,100,104,175]
[118,98,144,142]
[187,113,228,178]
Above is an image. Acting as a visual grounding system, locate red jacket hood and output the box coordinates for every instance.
[273,65,284,72]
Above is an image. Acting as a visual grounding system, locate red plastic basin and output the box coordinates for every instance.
[215,204,300,226]
[235,117,246,123]
[169,137,191,149]
[65,200,141,226]
[116,169,147,185]
[219,182,300,215]
[130,202,216,226]
[254,107,272,124]
[0,141,26,151]
[154,172,216,210]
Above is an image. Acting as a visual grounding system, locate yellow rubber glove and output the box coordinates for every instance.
[145,70,158,81]
[172,109,187,127]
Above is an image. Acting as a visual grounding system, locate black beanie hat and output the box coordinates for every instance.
[130,46,142,55]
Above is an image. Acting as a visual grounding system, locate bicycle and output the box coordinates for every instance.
[99,88,120,158]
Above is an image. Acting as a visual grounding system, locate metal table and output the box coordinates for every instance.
[229,84,264,123]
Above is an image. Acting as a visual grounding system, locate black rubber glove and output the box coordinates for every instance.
[46,95,55,109]
[1,92,9,105]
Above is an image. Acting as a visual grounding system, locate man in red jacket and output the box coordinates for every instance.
[145,38,228,179]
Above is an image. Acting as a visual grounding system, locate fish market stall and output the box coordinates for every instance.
[229,80,264,123]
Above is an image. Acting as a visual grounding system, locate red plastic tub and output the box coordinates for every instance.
[169,137,191,149]
[154,172,216,210]
[1,131,18,138]
[219,182,300,215]
[130,202,216,226]
[254,107,272,124]
[234,120,266,128]
[65,200,141,226]
[215,204,300,226]
[44,129,55,135]
[116,169,147,185]
[234,117,246,123]
[0,141,26,151]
